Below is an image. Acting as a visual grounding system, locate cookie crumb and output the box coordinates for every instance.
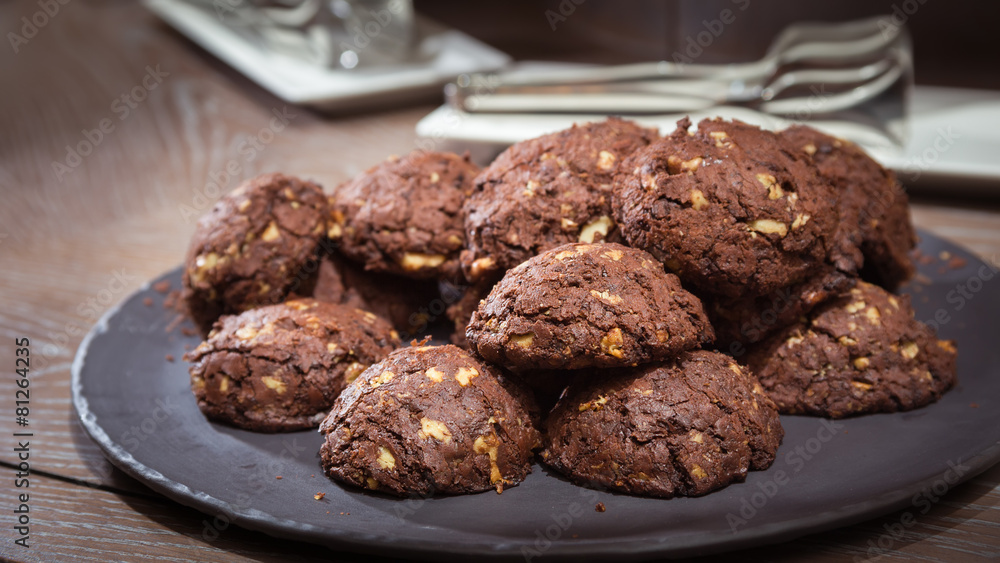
[411,336,431,347]
[165,314,185,333]
[143,297,154,307]
[153,280,172,294]
[314,492,325,500]
[595,502,606,512]
[971,402,980,408]
[276,476,282,480]
[165,354,174,362]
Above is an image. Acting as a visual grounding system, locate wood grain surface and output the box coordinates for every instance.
[1,1,998,562]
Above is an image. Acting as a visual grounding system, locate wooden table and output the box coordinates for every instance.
[1,2,998,561]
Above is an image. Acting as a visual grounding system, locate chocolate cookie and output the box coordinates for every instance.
[319,345,540,496]
[186,298,400,432]
[782,125,916,289]
[612,118,847,300]
[183,173,329,329]
[542,350,783,498]
[467,242,714,370]
[328,151,480,281]
[746,281,957,418]
[708,269,856,353]
[311,252,440,338]
[461,118,658,282]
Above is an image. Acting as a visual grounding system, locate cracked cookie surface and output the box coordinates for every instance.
[461,117,658,282]
[328,151,480,281]
[185,298,400,432]
[782,125,916,289]
[183,173,329,328]
[746,281,957,418]
[467,242,714,371]
[542,350,783,498]
[612,118,845,300]
[319,345,540,497]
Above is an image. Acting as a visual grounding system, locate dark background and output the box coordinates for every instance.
[415,0,1000,90]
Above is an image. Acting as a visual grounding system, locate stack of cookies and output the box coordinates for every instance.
[180,116,957,500]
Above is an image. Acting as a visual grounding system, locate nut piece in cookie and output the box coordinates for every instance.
[747,281,957,418]
[461,117,658,282]
[542,350,783,498]
[612,118,846,299]
[185,298,400,432]
[311,252,440,339]
[467,242,714,371]
[328,151,480,281]
[183,173,329,330]
[781,125,916,289]
[319,345,540,496]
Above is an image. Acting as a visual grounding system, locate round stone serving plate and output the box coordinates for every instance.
[72,230,1000,561]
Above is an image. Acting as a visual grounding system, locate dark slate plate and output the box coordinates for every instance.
[72,231,1000,561]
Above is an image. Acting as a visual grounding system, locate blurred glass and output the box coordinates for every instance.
[201,0,415,68]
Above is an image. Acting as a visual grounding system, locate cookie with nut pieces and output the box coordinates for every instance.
[782,125,916,289]
[746,281,957,418]
[319,344,540,497]
[328,151,480,281]
[542,350,783,498]
[707,268,856,352]
[183,173,330,330]
[466,242,714,371]
[461,117,658,282]
[185,298,400,432]
[612,117,847,300]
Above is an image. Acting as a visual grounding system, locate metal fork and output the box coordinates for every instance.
[447,15,911,119]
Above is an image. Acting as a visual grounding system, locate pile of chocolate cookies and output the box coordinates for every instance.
[181,116,957,500]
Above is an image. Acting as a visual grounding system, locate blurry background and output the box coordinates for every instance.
[2,1,1000,562]
[419,0,1000,90]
